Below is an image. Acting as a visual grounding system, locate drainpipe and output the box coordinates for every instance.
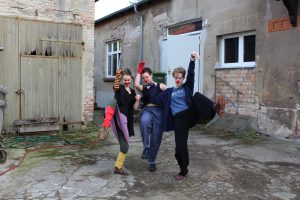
[133,4,144,61]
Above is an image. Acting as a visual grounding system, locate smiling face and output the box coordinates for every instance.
[173,72,184,87]
[141,72,153,84]
[123,74,132,87]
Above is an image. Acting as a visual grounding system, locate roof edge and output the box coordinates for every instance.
[95,0,151,24]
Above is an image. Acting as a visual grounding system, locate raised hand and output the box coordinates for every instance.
[114,68,122,91]
[135,94,141,101]
[136,61,145,74]
[191,52,200,60]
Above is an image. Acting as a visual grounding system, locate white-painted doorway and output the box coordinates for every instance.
[161,31,203,93]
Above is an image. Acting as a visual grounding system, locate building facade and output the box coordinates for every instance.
[0,0,95,134]
[94,0,300,138]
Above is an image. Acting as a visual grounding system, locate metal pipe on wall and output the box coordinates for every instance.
[133,4,144,61]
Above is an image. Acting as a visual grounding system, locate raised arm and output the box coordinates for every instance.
[134,61,145,92]
[113,68,122,91]
[185,52,199,92]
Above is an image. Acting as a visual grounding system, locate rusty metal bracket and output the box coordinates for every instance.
[15,89,24,95]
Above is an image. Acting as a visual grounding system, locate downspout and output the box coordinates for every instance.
[133,4,144,61]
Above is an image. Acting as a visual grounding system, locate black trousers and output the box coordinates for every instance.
[173,92,216,176]
[174,110,190,176]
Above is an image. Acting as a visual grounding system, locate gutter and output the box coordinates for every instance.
[95,0,151,24]
[133,3,144,61]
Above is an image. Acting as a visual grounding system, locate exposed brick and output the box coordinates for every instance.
[268,16,300,32]
[215,69,256,108]
[169,23,196,35]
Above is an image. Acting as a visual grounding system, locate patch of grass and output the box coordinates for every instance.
[200,126,266,143]
[200,127,236,139]
[57,122,101,145]
[235,128,266,143]
[4,123,101,149]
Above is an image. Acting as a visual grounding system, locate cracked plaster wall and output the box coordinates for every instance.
[94,2,169,107]
[94,0,300,137]
[255,0,300,137]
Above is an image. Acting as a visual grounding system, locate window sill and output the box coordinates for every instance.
[215,63,256,69]
[103,77,115,82]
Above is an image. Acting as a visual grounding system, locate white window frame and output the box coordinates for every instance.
[106,40,121,77]
[216,31,256,69]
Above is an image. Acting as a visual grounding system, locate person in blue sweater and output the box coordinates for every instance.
[158,52,226,180]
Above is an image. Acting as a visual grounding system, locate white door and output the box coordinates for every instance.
[161,31,202,93]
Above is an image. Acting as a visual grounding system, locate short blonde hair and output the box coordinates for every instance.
[172,67,186,78]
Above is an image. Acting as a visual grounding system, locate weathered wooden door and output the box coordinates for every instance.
[0,17,20,133]
[58,58,82,122]
[1,17,83,133]
[20,56,59,120]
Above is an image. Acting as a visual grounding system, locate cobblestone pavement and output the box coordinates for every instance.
[0,125,299,200]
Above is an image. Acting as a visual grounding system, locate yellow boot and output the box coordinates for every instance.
[114,152,127,175]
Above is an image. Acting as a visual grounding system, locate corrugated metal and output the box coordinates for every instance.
[0,17,20,134]
[0,17,83,134]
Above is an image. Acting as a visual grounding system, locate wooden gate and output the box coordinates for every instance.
[0,17,20,134]
[17,56,60,132]
[0,17,83,134]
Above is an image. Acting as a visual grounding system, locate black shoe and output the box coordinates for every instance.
[148,164,156,172]
[114,167,128,175]
[141,148,149,160]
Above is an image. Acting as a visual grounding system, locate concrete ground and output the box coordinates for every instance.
[0,121,300,200]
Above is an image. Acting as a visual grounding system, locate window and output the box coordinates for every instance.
[106,40,121,77]
[218,32,256,68]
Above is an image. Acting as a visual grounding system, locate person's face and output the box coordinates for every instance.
[141,72,153,84]
[123,75,132,87]
[173,72,184,87]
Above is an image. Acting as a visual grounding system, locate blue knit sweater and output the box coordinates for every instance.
[157,60,195,132]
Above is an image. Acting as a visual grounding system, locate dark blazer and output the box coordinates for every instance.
[157,60,195,131]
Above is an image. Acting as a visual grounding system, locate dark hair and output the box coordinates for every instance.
[122,68,132,77]
[141,67,152,75]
